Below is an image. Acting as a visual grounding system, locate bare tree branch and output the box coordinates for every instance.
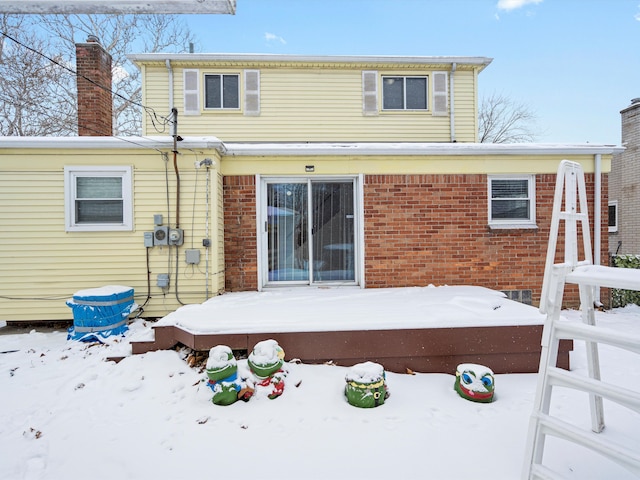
[0,13,195,136]
[478,92,541,143]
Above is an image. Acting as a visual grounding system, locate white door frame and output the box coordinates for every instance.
[256,174,365,290]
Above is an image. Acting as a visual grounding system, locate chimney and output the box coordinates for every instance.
[75,35,113,136]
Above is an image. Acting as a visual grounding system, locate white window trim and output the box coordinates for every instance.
[203,72,241,111]
[608,200,618,233]
[487,174,537,229]
[64,166,133,232]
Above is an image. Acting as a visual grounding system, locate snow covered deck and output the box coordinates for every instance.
[131,286,573,374]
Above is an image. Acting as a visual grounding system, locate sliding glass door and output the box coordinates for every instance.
[263,178,357,286]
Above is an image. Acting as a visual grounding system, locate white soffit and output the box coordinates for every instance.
[0,0,236,14]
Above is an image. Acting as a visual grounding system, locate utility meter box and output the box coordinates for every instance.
[169,228,184,246]
[154,226,169,246]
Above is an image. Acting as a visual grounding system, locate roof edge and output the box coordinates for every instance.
[129,53,493,68]
[0,136,225,151]
[222,142,624,157]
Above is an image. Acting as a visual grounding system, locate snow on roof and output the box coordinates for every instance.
[0,136,224,151]
[223,141,623,156]
[128,53,494,69]
[0,136,622,156]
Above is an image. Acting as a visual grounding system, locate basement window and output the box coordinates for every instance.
[64,166,133,232]
[488,175,537,229]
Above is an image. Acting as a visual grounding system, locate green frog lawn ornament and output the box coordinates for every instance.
[454,363,495,403]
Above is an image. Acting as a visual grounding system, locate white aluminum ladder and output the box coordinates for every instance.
[522,160,640,479]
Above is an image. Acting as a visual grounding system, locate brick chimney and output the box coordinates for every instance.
[75,35,113,136]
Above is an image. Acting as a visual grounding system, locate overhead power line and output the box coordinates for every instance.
[0,30,173,133]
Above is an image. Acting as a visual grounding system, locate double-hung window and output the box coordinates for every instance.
[382,76,428,110]
[488,175,536,228]
[204,74,239,109]
[64,166,133,232]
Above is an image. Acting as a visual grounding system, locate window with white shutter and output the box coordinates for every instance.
[362,71,378,115]
[183,69,200,116]
[244,69,260,116]
[432,72,448,116]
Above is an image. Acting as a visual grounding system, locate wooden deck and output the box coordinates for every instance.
[131,323,572,374]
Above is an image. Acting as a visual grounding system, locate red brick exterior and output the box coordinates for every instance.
[222,173,609,307]
[75,38,112,136]
[363,173,609,307]
[223,176,258,291]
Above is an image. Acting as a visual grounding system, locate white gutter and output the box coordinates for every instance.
[450,62,457,142]
[129,53,493,70]
[594,153,602,304]
[166,60,174,111]
[0,136,224,151]
[222,142,624,157]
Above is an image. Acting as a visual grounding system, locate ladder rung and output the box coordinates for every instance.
[547,367,640,414]
[536,414,640,475]
[558,211,589,221]
[530,463,571,480]
[565,264,640,290]
[553,321,640,355]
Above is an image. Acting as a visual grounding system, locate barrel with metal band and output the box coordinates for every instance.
[66,285,136,341]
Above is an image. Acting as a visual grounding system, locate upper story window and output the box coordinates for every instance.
[488,175,537,229]
[64,166,133,232]
[382,76,428,110]
[204,74,240,109]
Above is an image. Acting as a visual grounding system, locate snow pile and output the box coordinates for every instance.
[1,293,639,479]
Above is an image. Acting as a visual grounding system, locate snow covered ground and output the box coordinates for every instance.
[1,288,639,480]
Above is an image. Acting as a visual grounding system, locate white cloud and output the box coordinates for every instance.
[265,32,286,45]
[497,0,543,11]
[635,4,640,21]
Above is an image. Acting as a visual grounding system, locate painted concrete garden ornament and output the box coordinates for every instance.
[345,361,389,408]
[247,339,287,399]
[206,345,253,405]
[454,363,495,403]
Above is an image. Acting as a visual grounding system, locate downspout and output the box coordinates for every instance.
[594,153,602,305]
[166,59,174,112]
[450,62,456,142]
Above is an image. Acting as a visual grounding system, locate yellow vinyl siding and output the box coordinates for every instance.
[221,154,612,177]
[452,70,478,142]
[141,61,482,143]
[0,149,223,322]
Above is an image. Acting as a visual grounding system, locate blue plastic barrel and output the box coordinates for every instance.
[66,285,137,341]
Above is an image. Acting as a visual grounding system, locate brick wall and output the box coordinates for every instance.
[610,99,640,255]
[364,173,608,307]
[223,176,258,290]
[222,172,609,307]
[75,37,112,136]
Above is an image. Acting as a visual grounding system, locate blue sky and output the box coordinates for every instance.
[182,0,640,145]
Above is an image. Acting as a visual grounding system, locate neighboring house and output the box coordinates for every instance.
[0,39,621,324]
[609,98,640,257]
